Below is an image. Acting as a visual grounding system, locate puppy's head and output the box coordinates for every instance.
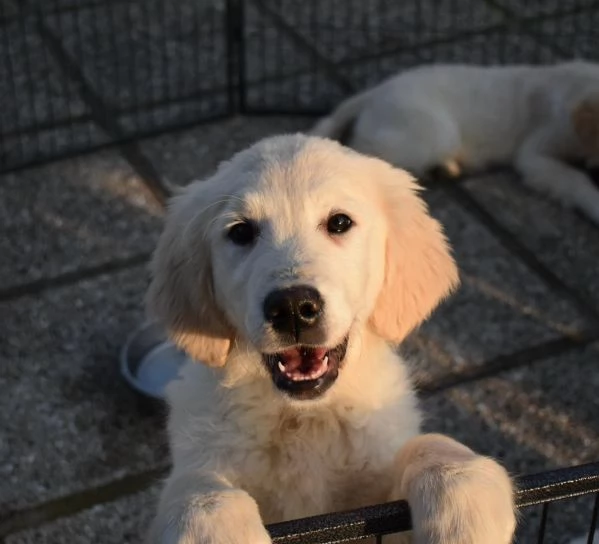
[147,135,458,401]
[573,93,599,166]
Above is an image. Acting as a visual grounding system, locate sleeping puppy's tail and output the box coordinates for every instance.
[311,88,371,141]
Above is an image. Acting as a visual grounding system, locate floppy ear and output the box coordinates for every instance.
[572,95,599,152]
[146,184,233,367]
[369,164,459,343]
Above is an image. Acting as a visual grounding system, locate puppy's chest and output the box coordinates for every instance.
[233,411,392,523]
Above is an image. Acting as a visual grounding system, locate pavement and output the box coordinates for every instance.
[1,0,599,543]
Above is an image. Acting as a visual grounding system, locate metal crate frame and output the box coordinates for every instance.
[266,463,599,543]
[3,0,599,173]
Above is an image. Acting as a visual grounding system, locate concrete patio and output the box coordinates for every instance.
[1,0,599,543]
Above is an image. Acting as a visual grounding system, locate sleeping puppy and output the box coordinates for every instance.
[312,61,599,225]
[146,135,516,544]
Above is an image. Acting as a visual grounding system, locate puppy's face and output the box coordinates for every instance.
[148,136,458,401]
[209,149,387,399]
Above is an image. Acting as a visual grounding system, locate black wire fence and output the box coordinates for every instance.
[2,0,599,173]
[267,462,599,544]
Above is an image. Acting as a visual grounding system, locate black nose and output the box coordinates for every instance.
[263,286,324,340]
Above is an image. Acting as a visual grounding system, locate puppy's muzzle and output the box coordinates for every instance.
[262,285,347,400]
[263,285,324,343]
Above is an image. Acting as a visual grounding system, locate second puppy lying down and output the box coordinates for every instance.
[312,61,599,225]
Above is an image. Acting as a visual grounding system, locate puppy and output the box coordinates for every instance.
[312,61,599,225]
[146,135,516,544]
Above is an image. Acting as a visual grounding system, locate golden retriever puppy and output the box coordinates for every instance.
[312,61,599,225]
[146,135,515,544]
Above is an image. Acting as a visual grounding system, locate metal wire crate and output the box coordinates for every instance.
[1,0,232,172]
[238,0,599,113]
[266,463,599,543]
[2,0,599,172]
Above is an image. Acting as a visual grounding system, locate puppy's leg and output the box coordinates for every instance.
[516,132,599,225]
[390,434,516,544]
[148,471,271,544]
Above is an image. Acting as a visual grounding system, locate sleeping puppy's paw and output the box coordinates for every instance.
[393,434,516,544]
[150,489,272,544]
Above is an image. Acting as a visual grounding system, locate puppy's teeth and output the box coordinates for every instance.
[323,356,329,368]
[278,361,285,372]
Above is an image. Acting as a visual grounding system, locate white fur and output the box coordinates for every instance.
[312,61,599,225]
[146,135,516,544]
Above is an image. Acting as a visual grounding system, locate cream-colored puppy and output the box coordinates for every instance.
[146,135,516,544]
[312,61,599,225]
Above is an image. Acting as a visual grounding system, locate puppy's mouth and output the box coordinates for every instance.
[263,337,348,400]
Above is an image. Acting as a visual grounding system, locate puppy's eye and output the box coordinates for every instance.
[327,213,353,235]
[227,221,258,246]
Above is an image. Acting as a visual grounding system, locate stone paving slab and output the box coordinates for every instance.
[405,189,591,384]
[0,265,168,512]
[139,115,314,186]
[0,150,162,289]
[5,484,159,544]
[421,342,599,543]
[464,172,599,315]
[421,343,599,471]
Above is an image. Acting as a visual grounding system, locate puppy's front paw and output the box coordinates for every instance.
[395,434,516,544]
[151,490,272,544]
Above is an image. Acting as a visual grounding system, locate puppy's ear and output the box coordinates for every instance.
[573,95,599,152]
[146,184,233,367]
[369,163,459,343]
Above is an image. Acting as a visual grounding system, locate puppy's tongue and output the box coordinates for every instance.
[278,347,328,380]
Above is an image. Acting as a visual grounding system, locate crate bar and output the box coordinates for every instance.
[267,463,599,544]
[516,462,599,508]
